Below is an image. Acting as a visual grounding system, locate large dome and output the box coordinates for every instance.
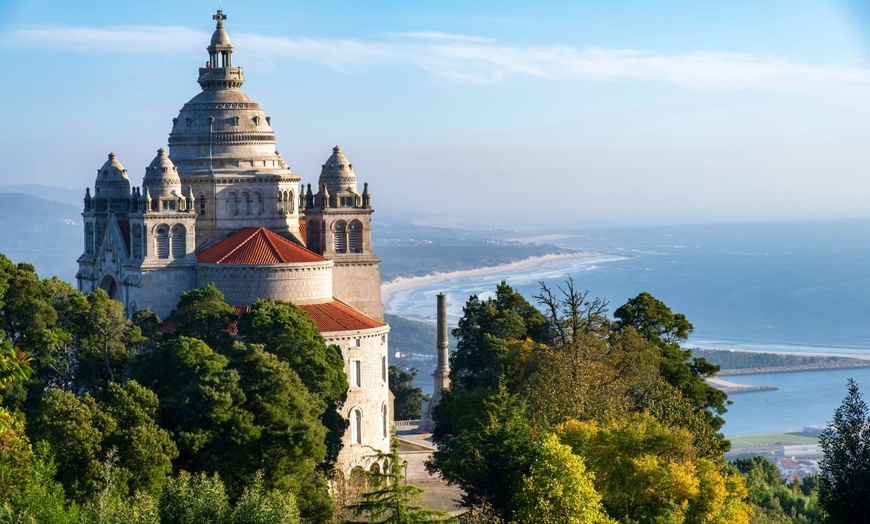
[167,10,291,178]
[168,89,281,164]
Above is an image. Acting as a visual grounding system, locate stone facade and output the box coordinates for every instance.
[75,9,390,469]
[326,329,391,468]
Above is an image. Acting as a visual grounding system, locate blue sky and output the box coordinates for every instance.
[1,1,868,228]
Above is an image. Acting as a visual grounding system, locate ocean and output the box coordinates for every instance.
[385,219,870,436]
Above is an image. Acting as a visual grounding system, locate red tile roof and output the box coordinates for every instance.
[197,227,326,264]
[298,218,307,245]
[117,219,131,254]
[229,301,383,335]
[297,300,386,332]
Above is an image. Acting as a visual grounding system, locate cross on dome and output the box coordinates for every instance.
[213,9,226,26]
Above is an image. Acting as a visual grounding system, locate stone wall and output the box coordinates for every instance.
[197,262,333,305]
[330,326,391,469]
[331,258,385,321]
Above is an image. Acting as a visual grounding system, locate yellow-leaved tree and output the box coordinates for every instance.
[557,414,752,524]
[512,433,614,524]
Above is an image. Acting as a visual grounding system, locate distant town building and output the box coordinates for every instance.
[76,10,389,469]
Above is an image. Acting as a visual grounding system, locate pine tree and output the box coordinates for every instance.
[343,436,455,524]
[819,378,870,523]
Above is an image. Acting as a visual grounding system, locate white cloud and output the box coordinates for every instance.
[5,24,870,92]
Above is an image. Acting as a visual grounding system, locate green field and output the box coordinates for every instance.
[728,432,819,447]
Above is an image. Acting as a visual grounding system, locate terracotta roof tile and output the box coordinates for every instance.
[298,218,307,245]
[297,300,386,332]
[197,227,326,264]
[117,219,131,254]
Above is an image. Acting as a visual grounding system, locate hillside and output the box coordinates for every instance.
[0,192,81,282]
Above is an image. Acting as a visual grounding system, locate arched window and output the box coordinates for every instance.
[171,226,185,258]
[287,191,294,213]
[240,192,251,215]
[198,194,207,216]
[156,227,169,259]
[85,223,95,254]
[132,224,142,258]
[351,409,362,445]
[349,222,362,253]
[226,192,238,216]
[334,222,347,253]
[252,192,263,215]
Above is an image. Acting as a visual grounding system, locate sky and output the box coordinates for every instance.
[1,0,869,229]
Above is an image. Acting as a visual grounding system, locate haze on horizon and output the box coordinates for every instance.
[1,0,869,230]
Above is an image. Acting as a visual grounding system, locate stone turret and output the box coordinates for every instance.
[93,152,131,200]
[305,146,384,320]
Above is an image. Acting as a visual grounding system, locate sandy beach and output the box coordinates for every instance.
[380,251,597,308]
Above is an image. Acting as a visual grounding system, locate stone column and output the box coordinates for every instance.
[432,292,450,399]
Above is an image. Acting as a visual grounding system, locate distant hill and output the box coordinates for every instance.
[0,193,81,283]
[0,184,84,208]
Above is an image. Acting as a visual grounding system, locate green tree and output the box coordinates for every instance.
[819,378,870,524]
[223,341,332,522]
[0,260,57,354]
[614,292,729,444]
[73,289,146,392]
[159,471,231,524]
[430,384,536,521]
[29,383,177,502]
[238,299,348,469]
[0,411,74,523]
[170,283,236,351]
[389,365,425,421]
[79,450,160,524]
[231,472,301,524]
[512,433,612,524]
[450,281,552,390]
[131,337,251,475]
[344,436,456,524]
[96,381,178,497]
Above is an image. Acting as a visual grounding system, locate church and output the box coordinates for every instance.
[76,10,390,468]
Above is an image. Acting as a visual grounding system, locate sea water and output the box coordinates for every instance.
[386,219,870,435]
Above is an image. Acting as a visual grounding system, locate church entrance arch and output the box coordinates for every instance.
[99,275,120,301]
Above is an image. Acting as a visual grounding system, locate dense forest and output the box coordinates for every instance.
[0,252,859,523]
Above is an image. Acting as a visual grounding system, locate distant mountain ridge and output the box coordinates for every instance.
[0,184,84,208]
[0,192,81,283]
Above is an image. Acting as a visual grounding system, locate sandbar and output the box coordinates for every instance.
[380,251,598,308]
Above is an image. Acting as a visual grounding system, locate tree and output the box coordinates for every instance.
[133,337,332,522]
[170,283,236,351]
[159,471,231,524]
[73,289,146,392]
[344,436,456,524]
[389,365,425,421]
[614,292,729,443]
[511,433,612,524]
[29,383,177,503]
[0,411,74,523]
[819,378,870,523]
[557,414,751,524]
[238,299,348,469]
[450,281,552,390]
[430,384,537,521]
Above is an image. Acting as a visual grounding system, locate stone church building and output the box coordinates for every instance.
[76,10,390,468]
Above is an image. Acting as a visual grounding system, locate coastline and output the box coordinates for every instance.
[380,251,598,307]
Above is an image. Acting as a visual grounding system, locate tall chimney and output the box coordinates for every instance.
[433,292,450,397]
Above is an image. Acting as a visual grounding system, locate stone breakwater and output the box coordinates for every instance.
[717,360,870,376]
[718,385,778,394]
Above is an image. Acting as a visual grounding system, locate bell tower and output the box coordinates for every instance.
[303,146,384,321]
